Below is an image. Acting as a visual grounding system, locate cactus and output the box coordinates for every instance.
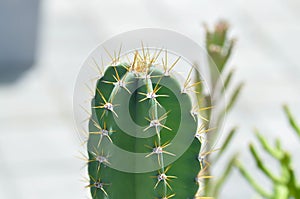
[85,50,204,199]
[235,105,300,199]
[194,20,243,197]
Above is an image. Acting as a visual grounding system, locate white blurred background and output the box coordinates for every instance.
[0,0,300,198]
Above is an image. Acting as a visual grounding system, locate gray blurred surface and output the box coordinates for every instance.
[0,0,40,83]
[0,0,300,198]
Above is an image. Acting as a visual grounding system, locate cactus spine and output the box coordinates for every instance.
[85,49,203,198]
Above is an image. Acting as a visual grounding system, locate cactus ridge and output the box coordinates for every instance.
[85,49,203,199]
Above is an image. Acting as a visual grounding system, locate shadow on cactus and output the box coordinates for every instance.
[82,48,209,199]
[235,105,300,199]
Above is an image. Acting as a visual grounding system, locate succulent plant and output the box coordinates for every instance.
[235,105,300,199]
[84,50,205,199]
[194,20,243,198]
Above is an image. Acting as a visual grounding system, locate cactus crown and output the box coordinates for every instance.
[84,47,205,199]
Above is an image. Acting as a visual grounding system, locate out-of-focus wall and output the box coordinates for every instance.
[0,0,40,82]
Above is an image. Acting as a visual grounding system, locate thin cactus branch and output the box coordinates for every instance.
[215,127,237,161]
[235,160,273,198]
[235,106,300,199]
[249,143,283,184]
[284,105,300,137]
[212,153,238,198]
[254,130,284,160]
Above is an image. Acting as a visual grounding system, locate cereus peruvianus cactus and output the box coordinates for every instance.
[83,48,208,199]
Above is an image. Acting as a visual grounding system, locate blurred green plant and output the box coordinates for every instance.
[235,105,300,199]
[194,20,243,198]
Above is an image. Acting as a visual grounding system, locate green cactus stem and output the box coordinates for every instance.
[85,50,203,199]
[193,20,243,198]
